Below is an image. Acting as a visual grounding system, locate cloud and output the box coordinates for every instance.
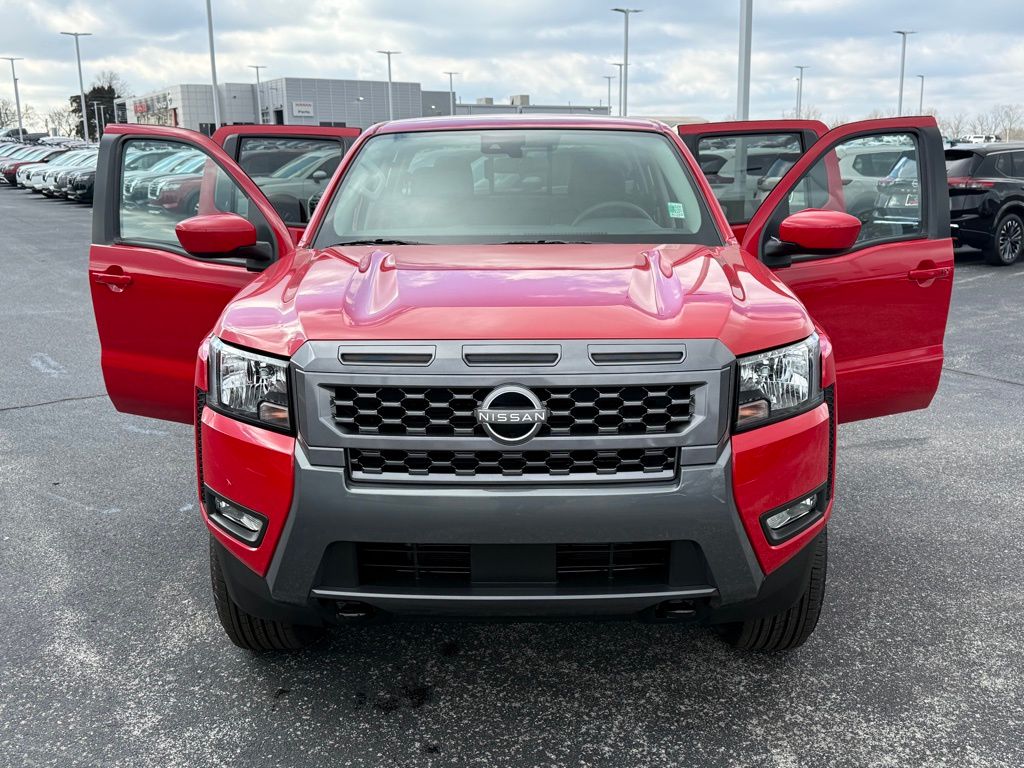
[3,0,1022,125]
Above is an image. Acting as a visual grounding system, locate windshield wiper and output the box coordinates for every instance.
[499,239,593,244]
[330,238,425,246]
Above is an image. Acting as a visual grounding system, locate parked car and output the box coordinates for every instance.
[0,146,68,185]
[66,167,98,204]
[875,155,921,223]
[945,142,1024,265]
[19,148,96,190]
[88,116,952,653]
[958,134,1000,145]
[122,152,207,205]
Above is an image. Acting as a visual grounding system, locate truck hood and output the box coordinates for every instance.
[217,243,812,358]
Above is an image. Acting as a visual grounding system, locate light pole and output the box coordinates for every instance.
[1,57,24,139]
[894,30,916,116]
[736,0,753,120]
[444,70,459,115]
[90,100,104,136]
[603,75,614,115]
[248,65,266,124]
[917,74,925,115]
[204,0,222,129]
[609,62,623,116]
[60,32,92,142]
[377,50,401,121]
[611,8,641,117]
[794,65,808,119]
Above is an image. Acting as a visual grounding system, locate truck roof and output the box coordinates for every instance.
[372,113,674,135]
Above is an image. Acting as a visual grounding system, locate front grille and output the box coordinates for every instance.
[348,447,677,480]
[358,543,471,587]
[555,542,671,586]
[330,384,693,437]
[355,542,672,588]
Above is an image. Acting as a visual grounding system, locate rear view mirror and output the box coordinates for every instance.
[175,213,272,270]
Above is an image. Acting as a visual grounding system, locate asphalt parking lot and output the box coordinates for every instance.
[0,189,1022,768]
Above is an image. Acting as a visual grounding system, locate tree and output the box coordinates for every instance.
[0,97,17,128]
[969,108,1001,137]
[93,70,131,98]
[940,111,969,140]
[69,84,116,139]
[47,105,79,137]
[994,103,1024,141]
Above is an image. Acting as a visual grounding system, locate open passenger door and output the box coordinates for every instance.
[739,116,954,423]
[212,125,360,243]
[89,124,298,424]
[677,119,828,240]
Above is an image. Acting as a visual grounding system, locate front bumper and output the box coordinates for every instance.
[200,404,832,626]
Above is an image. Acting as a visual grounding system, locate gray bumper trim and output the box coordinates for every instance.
[259,440,764,615]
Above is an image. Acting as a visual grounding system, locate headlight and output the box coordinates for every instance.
[208,337,292,431]
[735,334,820,430]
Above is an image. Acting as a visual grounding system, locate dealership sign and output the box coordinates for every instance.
[292,101,315,117]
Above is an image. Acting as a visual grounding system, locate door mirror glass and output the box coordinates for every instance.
[778,209,861,253]
[175,213,257,256]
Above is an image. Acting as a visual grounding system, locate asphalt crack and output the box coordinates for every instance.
[942,367,1024,389]
[0,393,107,414]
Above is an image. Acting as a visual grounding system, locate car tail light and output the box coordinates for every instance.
[947,177,995,190]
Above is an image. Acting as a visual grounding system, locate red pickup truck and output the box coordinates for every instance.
[88,115,952,652]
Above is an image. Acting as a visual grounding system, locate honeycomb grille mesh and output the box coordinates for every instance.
[348,447,677,479]
[330,384,692,437]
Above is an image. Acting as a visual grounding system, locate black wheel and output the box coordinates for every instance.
[209,536,325,651]
[986,212,1024,266]
[718,528,827,652]
[183,191,200,218]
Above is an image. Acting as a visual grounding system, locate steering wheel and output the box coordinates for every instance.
[572,201,655,227]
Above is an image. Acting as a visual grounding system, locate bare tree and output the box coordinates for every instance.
[969,109,1001,137]
[864,108,897,120]
[994,103,1024,141]
[92,70,131,98]
[940,111,969,140]
[0,97,16,128]
[827,114,849,129]
[47,105,79,136]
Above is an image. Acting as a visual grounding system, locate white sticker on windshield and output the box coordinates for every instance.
[667,201,686,219]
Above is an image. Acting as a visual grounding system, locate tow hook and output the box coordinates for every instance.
[335,601,374,620]
[655,599,699,620]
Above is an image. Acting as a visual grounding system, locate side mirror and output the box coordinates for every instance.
[778,208,861,254]
[175,213,272,270]
[311,170,328,182]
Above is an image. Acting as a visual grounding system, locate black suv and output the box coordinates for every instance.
[945,143,1024,265]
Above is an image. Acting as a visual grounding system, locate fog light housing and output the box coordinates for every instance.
[760,485,826,544]
[204,487,267,546]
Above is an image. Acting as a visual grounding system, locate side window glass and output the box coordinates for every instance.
[1013,152,1024,177]
[994,153,1013,177]
[695,132,802,224]
[770,133,922,251]
[119,139,254,251]
[237,137,346,226]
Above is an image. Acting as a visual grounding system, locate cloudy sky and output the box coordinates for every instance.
[4,0,1024,124]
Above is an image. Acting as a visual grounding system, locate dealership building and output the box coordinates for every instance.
[116,77,609,133]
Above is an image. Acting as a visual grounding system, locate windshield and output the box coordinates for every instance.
[314,128,718,246]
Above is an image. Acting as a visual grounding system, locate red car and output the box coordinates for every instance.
[88,116,952,652]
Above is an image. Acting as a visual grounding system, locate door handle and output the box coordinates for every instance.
[91,269,133,292]
[908,267,951,282]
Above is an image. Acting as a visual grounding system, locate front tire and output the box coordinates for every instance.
[718,528,827,652]
[209,536,325,651]
[986,212,1024,266]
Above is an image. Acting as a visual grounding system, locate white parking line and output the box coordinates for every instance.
[955,272,997,284]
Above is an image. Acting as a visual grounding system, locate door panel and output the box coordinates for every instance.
[677,120,828,239]
[89,125,294,424]
[741,117,953,423]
